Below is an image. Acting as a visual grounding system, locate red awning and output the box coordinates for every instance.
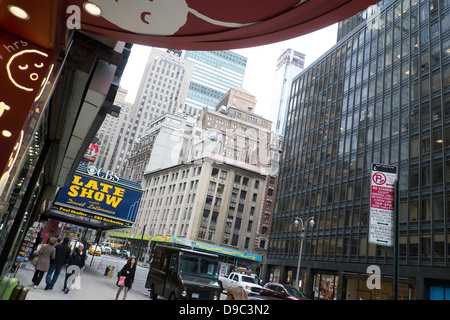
[65,0,380,50]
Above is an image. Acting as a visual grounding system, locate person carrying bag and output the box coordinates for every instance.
[115,257,136,300]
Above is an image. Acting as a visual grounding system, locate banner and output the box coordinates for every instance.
[53,166,142,225]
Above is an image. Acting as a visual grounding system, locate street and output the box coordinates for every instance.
[10,253,229,300]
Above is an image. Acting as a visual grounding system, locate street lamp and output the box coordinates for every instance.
[294,216,315,290]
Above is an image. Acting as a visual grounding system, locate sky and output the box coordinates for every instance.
[120,23,338,120]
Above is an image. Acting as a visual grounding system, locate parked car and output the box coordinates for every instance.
[120,250,130,259]
[260,282,309,300]
[219,272,262,296]
[102,246,112,254]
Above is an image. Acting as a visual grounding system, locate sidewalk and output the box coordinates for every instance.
[7,260,149,300]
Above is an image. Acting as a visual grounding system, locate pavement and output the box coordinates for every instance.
[6,254,150,300]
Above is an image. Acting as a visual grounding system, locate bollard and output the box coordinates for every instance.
[104,266,110,276]
[109,266,115,278]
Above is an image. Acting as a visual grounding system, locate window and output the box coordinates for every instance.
[220,170,227,179]
[211,168,219,176]
[226,216,233,228]
[211,211,219,224]
[235,218,242,230]
[234,175,241,183]
[231,234,239,246]
[202,209,210,222]
[198,226,206,239]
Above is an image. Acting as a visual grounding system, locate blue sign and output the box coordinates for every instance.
[54,166,142,224]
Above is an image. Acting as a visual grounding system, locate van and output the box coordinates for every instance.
[145,245,221,300]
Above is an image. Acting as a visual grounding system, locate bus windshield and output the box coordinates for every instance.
[179,253,218,279]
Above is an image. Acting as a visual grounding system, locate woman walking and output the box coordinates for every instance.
[115,257,136,300]
[32,237,57,288]
[63,247,85,294]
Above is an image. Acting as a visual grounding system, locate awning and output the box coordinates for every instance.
[65,0,379,50]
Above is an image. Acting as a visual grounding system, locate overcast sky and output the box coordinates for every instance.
[120,23,338,119]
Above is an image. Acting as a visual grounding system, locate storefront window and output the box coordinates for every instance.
[313,273,338,300]
[357,279,415,300]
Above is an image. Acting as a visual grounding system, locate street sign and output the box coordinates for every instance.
[369,163,397,246]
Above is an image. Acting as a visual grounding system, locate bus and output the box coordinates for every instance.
[145,245,221,300]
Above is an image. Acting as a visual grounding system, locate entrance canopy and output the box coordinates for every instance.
[48,164,142,230]
[3,0,379,52]
[66,0,379,49]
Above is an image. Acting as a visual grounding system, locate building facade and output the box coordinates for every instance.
[183,50,247,111]
[123,113,196,182]
[272,49,306,136]
[95,48,194,176]
[135,158,266,262]
[267,0,450,300]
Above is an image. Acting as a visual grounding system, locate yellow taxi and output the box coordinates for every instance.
[89,245,102,256]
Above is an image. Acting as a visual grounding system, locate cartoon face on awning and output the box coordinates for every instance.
[6,49,49,92]
[87,0,256,36]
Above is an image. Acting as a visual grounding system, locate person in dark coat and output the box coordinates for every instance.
[32,237,57,288]
[45,237,71,290]
[63,247,85,294]
[115,257,136,300]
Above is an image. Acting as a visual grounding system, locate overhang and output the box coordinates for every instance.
[65,0,379,50]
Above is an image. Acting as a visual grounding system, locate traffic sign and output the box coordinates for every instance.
[369,163,397,246]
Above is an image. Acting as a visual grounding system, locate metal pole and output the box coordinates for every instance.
[136,224,146,263]
[295,230,305,289]
[393,180,399,300]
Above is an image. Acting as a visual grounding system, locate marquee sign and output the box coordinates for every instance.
[53,165,142,227]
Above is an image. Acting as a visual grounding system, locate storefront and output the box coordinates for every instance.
[313,272,339,300]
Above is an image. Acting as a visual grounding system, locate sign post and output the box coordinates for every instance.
[368,163,398,299]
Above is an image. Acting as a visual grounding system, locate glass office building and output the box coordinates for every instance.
[267,0,450,300]
[183,50,247,111]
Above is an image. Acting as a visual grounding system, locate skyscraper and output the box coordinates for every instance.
[272,49,305,136]
[267,0,450,300]
[183,50,247,111]
[95,48,194,176]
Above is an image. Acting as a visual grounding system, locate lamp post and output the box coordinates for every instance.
[294,216,315,290]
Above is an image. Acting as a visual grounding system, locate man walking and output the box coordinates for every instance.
[45,237,71,290]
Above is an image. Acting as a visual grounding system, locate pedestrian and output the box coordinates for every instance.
[78,243,86,262]
[225,286,249,300]
[32,237,57,288]
[45,236,71,290]
[115,257,136,300]
[63,247,85,294]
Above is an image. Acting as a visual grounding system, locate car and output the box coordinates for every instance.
[260,282,310,300]
[219,272,262,296]
[102,246,112,254]
[89,245,102,256]
[120,250,130,259]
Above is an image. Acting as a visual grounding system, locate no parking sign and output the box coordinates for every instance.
[368,163,397,246]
